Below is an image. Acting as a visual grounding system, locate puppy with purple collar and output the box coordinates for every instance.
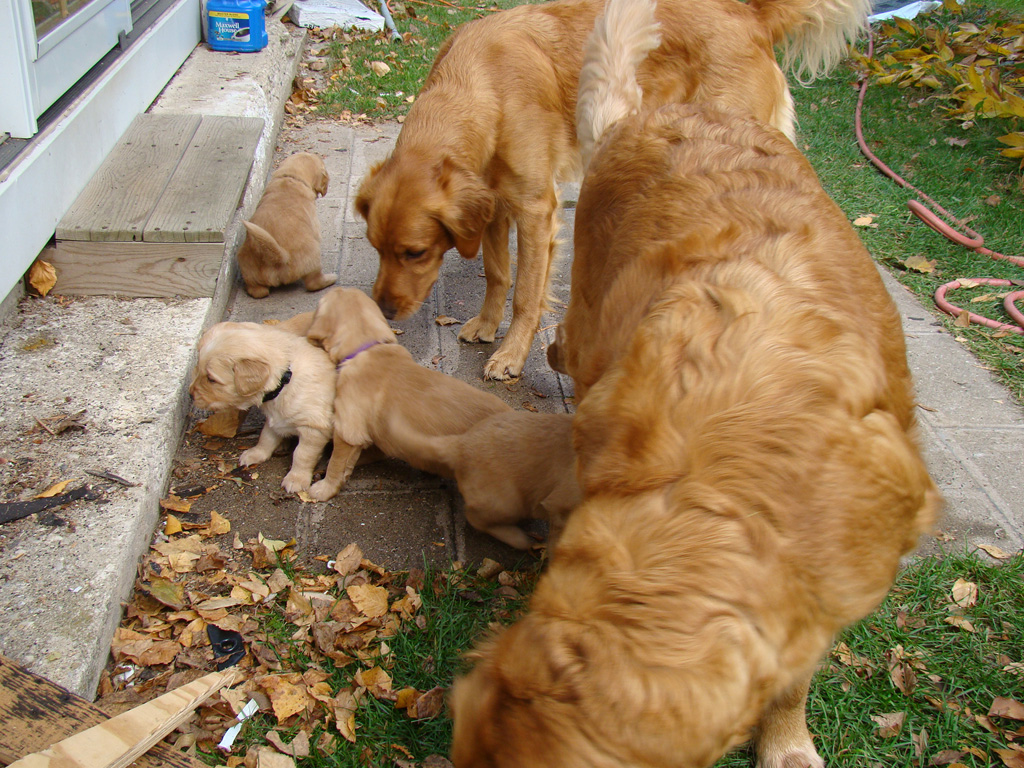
[304,287,511,501]
[189,317,334,493]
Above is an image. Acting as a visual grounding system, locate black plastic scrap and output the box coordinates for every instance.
[0,483,103,525]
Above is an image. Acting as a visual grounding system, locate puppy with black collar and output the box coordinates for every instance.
[189,315,334,494]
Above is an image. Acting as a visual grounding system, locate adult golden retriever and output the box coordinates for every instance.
[450,2,939,766]
[303,287,511,501]
[355,0,870,381]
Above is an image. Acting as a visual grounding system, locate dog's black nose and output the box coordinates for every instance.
[378,300,398,320]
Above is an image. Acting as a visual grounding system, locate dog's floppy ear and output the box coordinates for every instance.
[233,358,271,398]
[354,160,386,221]
[314,165,329,197]
[435,157,495,259]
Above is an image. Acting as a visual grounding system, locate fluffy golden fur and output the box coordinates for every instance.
[238,152,337,299]
[355,0,869,380]
[303,287,512,501]
[189,320,335,493]
[396,411,580,549]
[450,3,939,766]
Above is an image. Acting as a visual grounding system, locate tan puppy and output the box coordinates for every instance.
[397,411,580,549]
[355,0,869,380]
[238,152,337,299]
[304,287,512,501]
[450,3,939,767]
[189,320,335,493]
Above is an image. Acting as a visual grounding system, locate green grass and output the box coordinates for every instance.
[317,0,542,119]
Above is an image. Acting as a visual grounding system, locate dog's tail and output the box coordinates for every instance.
[242,220,290,266]
[751,0,871,83]
[575,0,661,169]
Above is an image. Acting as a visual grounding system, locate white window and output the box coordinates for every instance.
[1,0,132,138]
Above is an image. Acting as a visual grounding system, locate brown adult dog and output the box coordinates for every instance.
[304,287,512,501]
[450,2,940,767]
[396,411,580,549]
[355,0,869,380]
[237,152,337,298]
[189,320,335,494]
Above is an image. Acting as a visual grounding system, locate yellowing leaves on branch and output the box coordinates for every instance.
[855,0,1024,169]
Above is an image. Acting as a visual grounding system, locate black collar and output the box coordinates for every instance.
[262,368,292,403]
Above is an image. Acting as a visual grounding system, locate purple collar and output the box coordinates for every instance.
[338,340,381,369]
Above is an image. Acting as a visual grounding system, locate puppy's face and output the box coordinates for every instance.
[307,287,398,363]
[189,323,276,411]
[356,153,495,320]
[275,152,329,197]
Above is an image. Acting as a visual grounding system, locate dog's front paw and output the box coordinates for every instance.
[459,315,498,344]
[282,470,312,493]
[757,743,824,768]
[239,447,272,467]
[483,345,527,380]
[307,478,340,501]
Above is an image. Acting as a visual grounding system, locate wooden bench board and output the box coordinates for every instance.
[0,655,204,768]
[56,115,201,243]
[144,116,265,244]
[49,241,223,298]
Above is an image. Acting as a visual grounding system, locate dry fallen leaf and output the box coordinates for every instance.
[35,479,74,498]
[160,494,193,513]
[256,746,295,768]
[872,711,906,738]
[369,61,390,76]
[28,260,58,296]
[197,409,242,438]
[332,543,364,576]
[904,255,936,273]
[994,748,1024,768]
[990,697,1024,721]
[348,583,389,619]
[954,311,971,328]
[951,578,979,608]
[944,615,976,632]
[853,214,879,227]
[259,674,312,723]
[977,543,1013,559]
[435,315,461,326]
[165,515,183,535]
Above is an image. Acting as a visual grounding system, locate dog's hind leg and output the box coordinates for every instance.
[460,214,511,345]
[754,674,823,768]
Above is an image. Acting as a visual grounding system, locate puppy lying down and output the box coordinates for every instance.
[449,2,940,766]
[189,320,334,494]
[304,287,512,501]
[395,411,581,549]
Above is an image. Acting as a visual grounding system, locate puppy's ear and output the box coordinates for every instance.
[354,161,386,221]
[435,157,495,259]
[315,166,329,197]
[494,619,584,704]
[234,358,271,398]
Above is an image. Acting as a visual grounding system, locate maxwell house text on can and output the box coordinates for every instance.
[207,0,267,52]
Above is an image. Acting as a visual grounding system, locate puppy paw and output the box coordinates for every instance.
[239,447,272,467]
[458,315,498,344]
[304,272,338,292]
[282,470,312,493]
[483,347,526,380]
[245,284,271,299]
[307,478,340,501]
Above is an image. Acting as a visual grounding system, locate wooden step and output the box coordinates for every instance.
[52,113,264,297]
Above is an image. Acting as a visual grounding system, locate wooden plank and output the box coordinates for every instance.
[56,115,202,243]
[144,116,264,244]
[8,669,240,768]
[50,241,223,298]
[0,656,205,768]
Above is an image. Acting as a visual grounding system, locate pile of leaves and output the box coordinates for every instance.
[854,0,1024,168]
[100,506,533,768]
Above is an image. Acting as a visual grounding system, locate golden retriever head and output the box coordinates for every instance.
[307,287,398,363]
[274,152,329,197]
[189,322,288,411]
[355,151,495,320]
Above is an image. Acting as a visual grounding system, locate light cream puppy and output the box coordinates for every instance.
[398,411,581,549]
[189,320,335,493]
[304,287,511,501]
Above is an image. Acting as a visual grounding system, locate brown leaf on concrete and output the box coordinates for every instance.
[332,543,364,576]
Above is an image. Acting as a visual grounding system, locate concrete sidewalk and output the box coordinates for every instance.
[0,27,1022,702]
